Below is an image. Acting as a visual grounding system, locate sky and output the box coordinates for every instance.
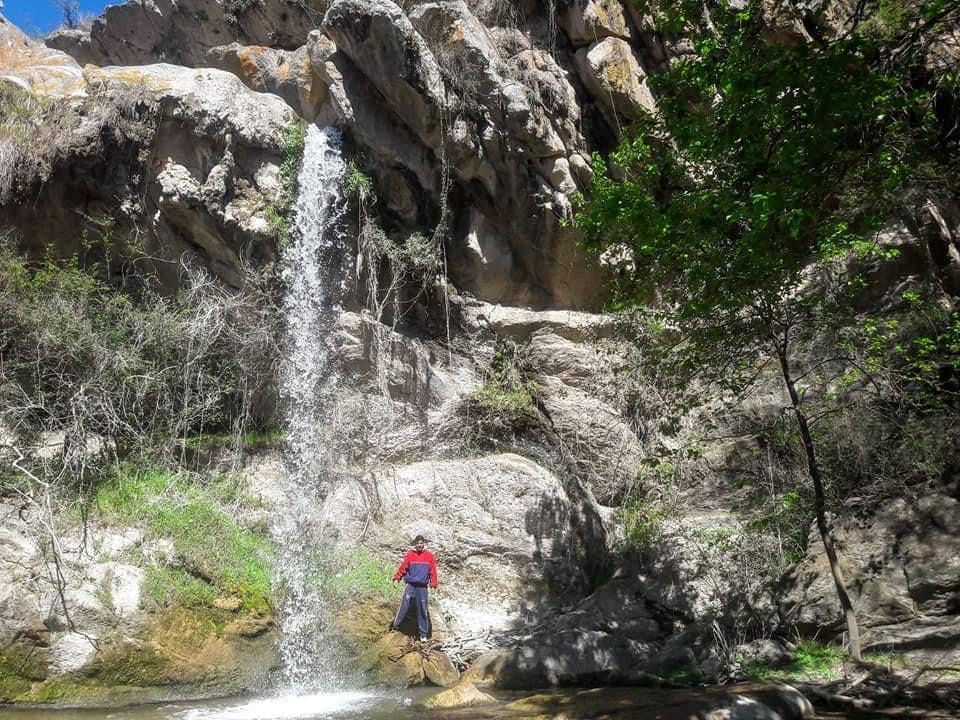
[3,0,113,36]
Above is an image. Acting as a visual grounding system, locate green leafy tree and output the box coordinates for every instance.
[577,0,959,660]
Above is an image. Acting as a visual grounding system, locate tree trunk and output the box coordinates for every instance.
[775,344,863,661]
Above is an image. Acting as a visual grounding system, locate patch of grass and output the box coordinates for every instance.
[344,159,374,201]
[313,548,396,601]
[142,567,218,610]
[267,122,306,248]
[183,430,284,449]
[658,665,704,685]
[788,640,846,678]
[95,465,275,614]
[742,658,774,681]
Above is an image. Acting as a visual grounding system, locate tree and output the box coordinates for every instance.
[577,0,960,660]
[55,0,81,30]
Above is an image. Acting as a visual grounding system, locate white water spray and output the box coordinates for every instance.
[275,125,351,690]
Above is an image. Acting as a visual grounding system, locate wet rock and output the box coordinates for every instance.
[422,680,496,708]
[494,684,813,719]
[423,649,460,687]
[358,633,425,686]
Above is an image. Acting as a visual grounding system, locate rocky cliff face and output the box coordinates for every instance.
[1,0,959,705]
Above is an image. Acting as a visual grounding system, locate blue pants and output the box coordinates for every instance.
[393,584,429,638]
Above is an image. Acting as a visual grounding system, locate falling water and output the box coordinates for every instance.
[275,125,351,690]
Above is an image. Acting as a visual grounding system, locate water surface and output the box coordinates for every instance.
[0,689,440,720]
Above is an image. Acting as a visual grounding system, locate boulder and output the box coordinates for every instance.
[357,633,426,686]
[423,649,460,687]
[421,681,496,708]
[0,15,85,96]
[734,639,794,669]
[206,43,329,119]
[780,492,960,653]
[463,630,656,688]
[560,0,635,47]
[574,37,657,123]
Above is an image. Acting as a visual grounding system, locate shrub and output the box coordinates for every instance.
[0,241,281,486]
[466,338,542,437]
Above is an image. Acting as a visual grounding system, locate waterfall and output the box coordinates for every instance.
[274,125,351,691]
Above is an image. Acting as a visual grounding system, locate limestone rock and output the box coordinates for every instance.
[780,491,960,652]
[2,60,296,288]
[84,64,295,148]
[318,454,601,636]
[561,0,635,47]
[357,633,425,686]
[574,37,656,122]
[539,379,644,504]
[317,37,438,193]
[0,14,85,97]
[422,649,460,687]
[206,43,329,119]
[46,0,320,68]
[464,630,656,688]
[461,302,615,341]
[324,0,446,148]
[422,681,496,708]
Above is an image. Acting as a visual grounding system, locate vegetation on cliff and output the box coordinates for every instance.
[578,0,960,660]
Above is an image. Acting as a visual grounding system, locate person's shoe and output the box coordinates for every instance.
[418,634,428,642]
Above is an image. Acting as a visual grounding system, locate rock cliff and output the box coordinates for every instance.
[1,0,958,707]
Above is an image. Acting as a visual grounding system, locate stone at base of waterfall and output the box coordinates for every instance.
[357,633,458,687]
[422,681,496,709]
[423,650,459,687]
[358,634,423,686]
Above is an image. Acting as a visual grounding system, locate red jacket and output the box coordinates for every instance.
[393,549,438,588]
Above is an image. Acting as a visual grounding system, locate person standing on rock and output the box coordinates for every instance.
[390,534,438,642]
